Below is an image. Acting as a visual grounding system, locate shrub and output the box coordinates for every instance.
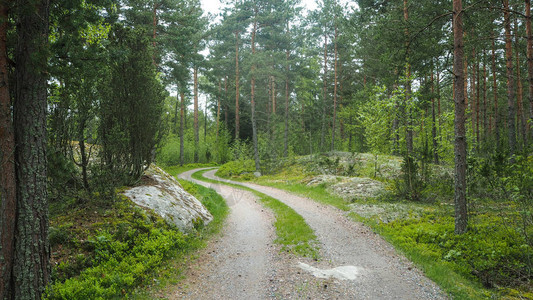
[216,160,255,178]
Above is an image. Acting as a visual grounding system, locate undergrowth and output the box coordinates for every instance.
[46,168,228,299]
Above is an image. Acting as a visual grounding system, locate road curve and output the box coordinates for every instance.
[201,169,447,299]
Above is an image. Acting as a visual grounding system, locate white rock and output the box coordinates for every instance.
[123,165,213,232]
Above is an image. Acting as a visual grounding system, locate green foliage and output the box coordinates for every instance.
[216,160,256,179]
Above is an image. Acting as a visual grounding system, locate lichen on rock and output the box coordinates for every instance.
[123,165,213,232]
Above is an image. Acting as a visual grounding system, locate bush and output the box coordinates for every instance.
[216,160,255,178]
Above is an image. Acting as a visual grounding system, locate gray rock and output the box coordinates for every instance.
[123,165,213,232]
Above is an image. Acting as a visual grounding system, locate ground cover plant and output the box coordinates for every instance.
[45,166,228,299]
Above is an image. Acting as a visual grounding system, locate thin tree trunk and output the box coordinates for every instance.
[503,0,517,156]
[13,0,51,297]
[431,71,439,164]
[179,90,185,165]
[515,17,527,146]
[284,46,290,157]
[331,16,338,151]
[404,0,413,156]
[224,76,228,127]
[476,60,480,146]
[483,51,488,141]
[216,79,221,143]
[471,48,477,149]
[320,30,328,152]
[0,3,16,298]
[235,31,240,140]
[492,33,499,142]
[193,65,199,163]
[453,0,468,234]
[152,2,159,67]
[526,0,533,140]
[251,11,260,173]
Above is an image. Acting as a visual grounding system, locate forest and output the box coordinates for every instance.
[0,0,532,299]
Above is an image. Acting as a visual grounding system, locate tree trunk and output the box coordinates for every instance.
[331,17,338,151]
[492,33,499,143]
[431,71,439,164]
[404,0,413,155]
[453,0,468,234]
[152,2,159,67]
[235,31,240,140]
[0,3,16,298]
[224,76,228,127]
[13,0,51,297]
[284,47,289,157]
[503,0,517,156]
[526,0,533,140]
[193,65,199,163]
[216,79,221,143]
[250,12,260,173]
[179,90,185,166]
[320,30,328,152]
[515,17,527,146]
[483,51,488,141]
[470,48,477,149]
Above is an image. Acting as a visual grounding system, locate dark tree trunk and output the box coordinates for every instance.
[453,0,468,234]
[483,51,488,141]
[13,0,51,297]
[0,2,16,299]
[503,0,517,156]
[527,0,533,140]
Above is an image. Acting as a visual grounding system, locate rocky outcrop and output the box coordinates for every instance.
[123,165,213,232]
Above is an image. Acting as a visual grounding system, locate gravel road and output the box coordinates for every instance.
[170,168,447,299]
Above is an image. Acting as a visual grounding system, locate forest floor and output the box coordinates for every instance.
[164,168,446,299]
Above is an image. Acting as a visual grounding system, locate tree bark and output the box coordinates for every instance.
[453,0,468,234]
[526,0,533,140]
[0,2,16,299]
[431,71,439,164]
[284,46,289,157]
[193,65,199,162]
[503,0,517,156]
[492,33,499,142]
[235,31,240,140]
[404,0,413,156]
[250,10,260,173]
[515,17,527,146]
[483,51,488,141]
[179,89,185,166]
[216,79,221,143]
[320,30,328,152]
[13,0,51,297]
[331,16,338,152]
[470,48,477,149]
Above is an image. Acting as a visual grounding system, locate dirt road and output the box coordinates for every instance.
[171,168,446,299]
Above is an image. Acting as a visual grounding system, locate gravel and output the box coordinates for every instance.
[167,168,447,299]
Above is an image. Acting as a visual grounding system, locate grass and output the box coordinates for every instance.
[191,169,320,259]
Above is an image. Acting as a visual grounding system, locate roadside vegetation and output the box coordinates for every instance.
[192,169,320,259]
[45,165,228,299]
[216,152,533,299]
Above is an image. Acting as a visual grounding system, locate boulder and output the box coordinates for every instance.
[123,165,213,232]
